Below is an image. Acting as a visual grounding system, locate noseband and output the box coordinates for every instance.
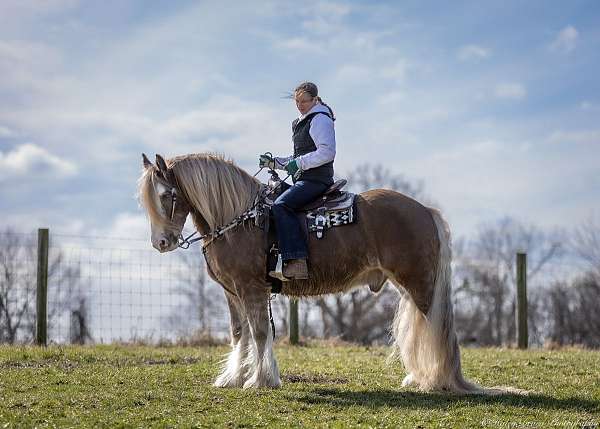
[166,185,201,249]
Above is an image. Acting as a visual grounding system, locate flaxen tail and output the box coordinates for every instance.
[389,208,481,393]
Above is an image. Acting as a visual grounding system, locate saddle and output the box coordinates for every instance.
[260,179,357,289]
[299,179,356,239]
[261,179,356,239]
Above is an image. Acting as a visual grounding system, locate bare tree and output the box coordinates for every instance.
[0,230,37,343]
[546,215,600,347]
[547,274,600,347]
[0,229,82,344]
[69,295,93,344]
[343,163,430,204]
[453,217,563,346]
[571,215,600,280]
[165,247,227,337]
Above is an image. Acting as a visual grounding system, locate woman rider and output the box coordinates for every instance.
[259,82,336,280]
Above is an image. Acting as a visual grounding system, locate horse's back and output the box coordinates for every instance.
[358,188,440,289]
[294,188,439,296]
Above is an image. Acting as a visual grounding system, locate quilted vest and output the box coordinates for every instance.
[292,111,334,186]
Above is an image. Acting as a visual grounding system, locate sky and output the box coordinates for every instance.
[1,0,599,242]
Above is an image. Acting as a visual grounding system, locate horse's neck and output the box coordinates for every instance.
[208,177,259,226]
[191,210,211,235]
[180,160,259,231]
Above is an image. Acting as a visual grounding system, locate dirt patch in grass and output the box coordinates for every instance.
[284,373,349,384]
[142,356,200,365]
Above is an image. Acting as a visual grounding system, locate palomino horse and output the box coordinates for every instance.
[138,152,481,393]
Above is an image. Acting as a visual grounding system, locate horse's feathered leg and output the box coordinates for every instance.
[239,285,281,389]
[214,291,251,387]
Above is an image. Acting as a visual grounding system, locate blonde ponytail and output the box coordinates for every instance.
[316,96,335,121]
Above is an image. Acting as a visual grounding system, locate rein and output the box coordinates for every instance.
[177,195,262,249]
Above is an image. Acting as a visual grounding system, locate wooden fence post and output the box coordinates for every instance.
[289,298,299,345]
[516,252,528,349]
[36,228,49,346]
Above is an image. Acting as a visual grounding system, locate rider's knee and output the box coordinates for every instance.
[272,198,289,210]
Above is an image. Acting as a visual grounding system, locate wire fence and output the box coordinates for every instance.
[0,229,595,346]
[1,231,236,344]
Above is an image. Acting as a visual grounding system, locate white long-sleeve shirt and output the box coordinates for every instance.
[274,103,336,171]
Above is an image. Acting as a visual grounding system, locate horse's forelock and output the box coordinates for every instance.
[137,167,172,228]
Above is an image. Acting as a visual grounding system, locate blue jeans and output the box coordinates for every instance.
[272,180,329,260]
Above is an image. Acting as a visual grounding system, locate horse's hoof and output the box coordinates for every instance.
[242,374,281,389]
[402,373,416,387]
[214,374,243,388]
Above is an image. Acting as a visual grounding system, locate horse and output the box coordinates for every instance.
[137,152,482,393]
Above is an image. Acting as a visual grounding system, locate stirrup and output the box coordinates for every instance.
[268,254,290,282]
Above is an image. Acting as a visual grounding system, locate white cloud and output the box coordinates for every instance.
[274,37,323,53]
[547,129,600,145]
[301,2,351,35]
[276,37,320,51]
[113,94,292,172]
[494,83,527,100]
[333,64,372,83]
[580,101,596,110]
[0,0,78,24]
[333,59,410,86]
[0,39,62,68]
[380,60,409,82]
[376,91,406,105]
[550,26,578,53]
[101,212,150,240]
[0,143,77,181]
[0,125,17,138]
[457,44,491,61]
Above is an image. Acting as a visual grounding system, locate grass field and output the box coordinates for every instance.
[0,343,598,428]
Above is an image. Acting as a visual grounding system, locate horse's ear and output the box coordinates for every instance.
[155,154,168,173]
[142,153,153,169]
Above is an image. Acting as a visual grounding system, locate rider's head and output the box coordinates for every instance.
[293,82,335,120]
[294,82,319,115]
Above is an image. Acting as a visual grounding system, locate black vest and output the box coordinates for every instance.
[292,111,334,186]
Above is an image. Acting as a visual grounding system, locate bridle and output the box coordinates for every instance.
[161,183,203,249]
[168,187,178,222]
[166,185,204,249]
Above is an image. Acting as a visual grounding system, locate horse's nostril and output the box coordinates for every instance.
[159,239,168,248]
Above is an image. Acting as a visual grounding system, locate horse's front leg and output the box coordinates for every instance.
[214,290,250,388]
[240,285,281,389]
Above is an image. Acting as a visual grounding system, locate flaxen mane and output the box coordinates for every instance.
[138,153,261,231]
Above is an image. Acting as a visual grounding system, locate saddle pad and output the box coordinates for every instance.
[305,198,356,236]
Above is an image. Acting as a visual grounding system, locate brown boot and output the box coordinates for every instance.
[283,258,309,280]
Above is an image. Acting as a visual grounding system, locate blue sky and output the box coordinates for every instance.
[1,0,599,241]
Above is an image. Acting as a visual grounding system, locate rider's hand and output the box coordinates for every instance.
[285,159,301,180]
[259,154,275,169]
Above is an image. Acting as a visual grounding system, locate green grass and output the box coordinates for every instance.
[0,343,598,428]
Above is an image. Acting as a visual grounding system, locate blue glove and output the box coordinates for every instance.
[285,159,302,180]
[259,153,275,169]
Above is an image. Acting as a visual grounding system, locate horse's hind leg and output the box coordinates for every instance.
[239,285,281,389]
[214,290,250,387]
[388,209,480,393]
